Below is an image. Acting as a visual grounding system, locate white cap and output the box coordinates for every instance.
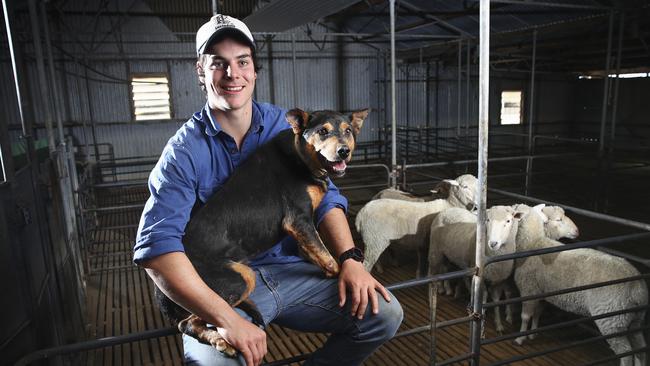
[196,14,256,55]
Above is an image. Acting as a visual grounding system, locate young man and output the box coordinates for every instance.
[134,15,403,366]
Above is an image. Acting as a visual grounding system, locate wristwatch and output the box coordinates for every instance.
[339,247,364,264]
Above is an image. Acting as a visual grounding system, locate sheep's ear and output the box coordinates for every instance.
[286,109,309,135]
[532,203,545,210]
[532,204,549,222]
[444,179,460,186]
[514,211,525,220]
[349,108,369,135]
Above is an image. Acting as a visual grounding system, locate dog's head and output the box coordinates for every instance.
[286,108,368,178]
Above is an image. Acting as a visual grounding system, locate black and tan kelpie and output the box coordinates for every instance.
[154,108,368,356]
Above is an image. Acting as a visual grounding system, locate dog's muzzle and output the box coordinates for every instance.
[337,146,350,160]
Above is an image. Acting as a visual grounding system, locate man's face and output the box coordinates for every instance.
[198,38,256,112]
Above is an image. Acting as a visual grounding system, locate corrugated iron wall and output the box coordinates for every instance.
[0,5,586,168]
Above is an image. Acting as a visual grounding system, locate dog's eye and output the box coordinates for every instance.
[318,128,328,136]
[344,128,352,135]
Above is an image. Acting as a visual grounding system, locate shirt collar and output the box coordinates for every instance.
[201,100,265,137]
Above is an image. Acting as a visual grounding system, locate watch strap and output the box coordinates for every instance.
[339,247,364,264]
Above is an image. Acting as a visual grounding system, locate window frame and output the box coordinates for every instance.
[129,73,173,122]
[499,90,524,126]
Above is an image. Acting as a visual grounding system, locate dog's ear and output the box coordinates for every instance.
[349,109,369,135]
[286,109,309,135]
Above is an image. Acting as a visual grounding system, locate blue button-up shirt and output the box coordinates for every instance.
[134,101,348,266]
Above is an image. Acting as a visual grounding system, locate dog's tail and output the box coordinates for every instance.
[236,299,264,327]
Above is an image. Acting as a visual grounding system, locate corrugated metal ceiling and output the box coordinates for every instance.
[243,0,360,32]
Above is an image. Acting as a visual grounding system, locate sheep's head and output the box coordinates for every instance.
[432,174,478,210]
[485,205,523,251]
[516,203,548,242]
[542,206,579,240]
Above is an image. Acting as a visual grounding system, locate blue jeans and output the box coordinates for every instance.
[183,261,403,365]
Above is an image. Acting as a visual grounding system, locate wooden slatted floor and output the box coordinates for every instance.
[82,185,619,365]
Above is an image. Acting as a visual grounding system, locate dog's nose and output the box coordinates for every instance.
[337,146,350,159]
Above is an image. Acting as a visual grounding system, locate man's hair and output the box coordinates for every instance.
[197,30,260,94]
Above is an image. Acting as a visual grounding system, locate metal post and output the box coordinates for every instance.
[525,29,537,195]
[0,0,23,182]
[376,51,382,155]
[429,281,438,365]
[390,0,398,188]
[212,0,218,15]
[383,53,388,160]
[291,33,297,107]
[599,11,614,157]
[470,1,490,365]
[266,36,276,104]
[605,12,625,213]
[425,60,431,158]
[41,1,65,147]
[466,38,471,137]
[610,12,624,150]
[27,0,56,151]
[456,39,463,137]
[83,58,101,162]
[435,60,439,158]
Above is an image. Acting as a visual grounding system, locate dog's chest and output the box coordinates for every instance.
[306,184,326,212]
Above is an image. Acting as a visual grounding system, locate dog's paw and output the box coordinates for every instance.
[324,260,340,277]
[205,331,238,357]
[213,338,238,357]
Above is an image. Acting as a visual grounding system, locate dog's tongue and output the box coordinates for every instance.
[333,160,347,171]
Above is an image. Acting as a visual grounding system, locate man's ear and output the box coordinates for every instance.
[350,108,369,135]
[196,60,205,84]
[286,109,309,135]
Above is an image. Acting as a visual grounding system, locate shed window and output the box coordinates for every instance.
[500,90,523,125]
[131,75,171,121]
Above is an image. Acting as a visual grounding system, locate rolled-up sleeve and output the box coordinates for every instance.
[313,179,349,227]
[134,143,197,264]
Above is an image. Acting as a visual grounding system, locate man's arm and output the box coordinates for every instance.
[318,208,391,319]
[142,252,266,366]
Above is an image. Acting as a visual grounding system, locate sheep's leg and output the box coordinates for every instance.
[504,283,515,325]
[415,244,429,279]
[514,300,538,345]
[528,301,544,340]
[374,259,385,274]
[594,319,634,366]
[454,280,465,299]
[362,237,389,273]
[441,279,452,295]
[463,277,472,298]
[630,331,646,366]
[628,315,646,366]
[489,284,505,335]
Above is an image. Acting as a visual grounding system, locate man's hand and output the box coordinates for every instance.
[218,312,267,366]
[337,259,391,319]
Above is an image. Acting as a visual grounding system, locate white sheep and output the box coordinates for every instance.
[511,203,579,240]
[428,205,523,334]
[514,204,647,366]
[371,178,456,202]
[372,187,425,202]
[433,204,582,328]
[494,204,581,324]
[356,174,478,277]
